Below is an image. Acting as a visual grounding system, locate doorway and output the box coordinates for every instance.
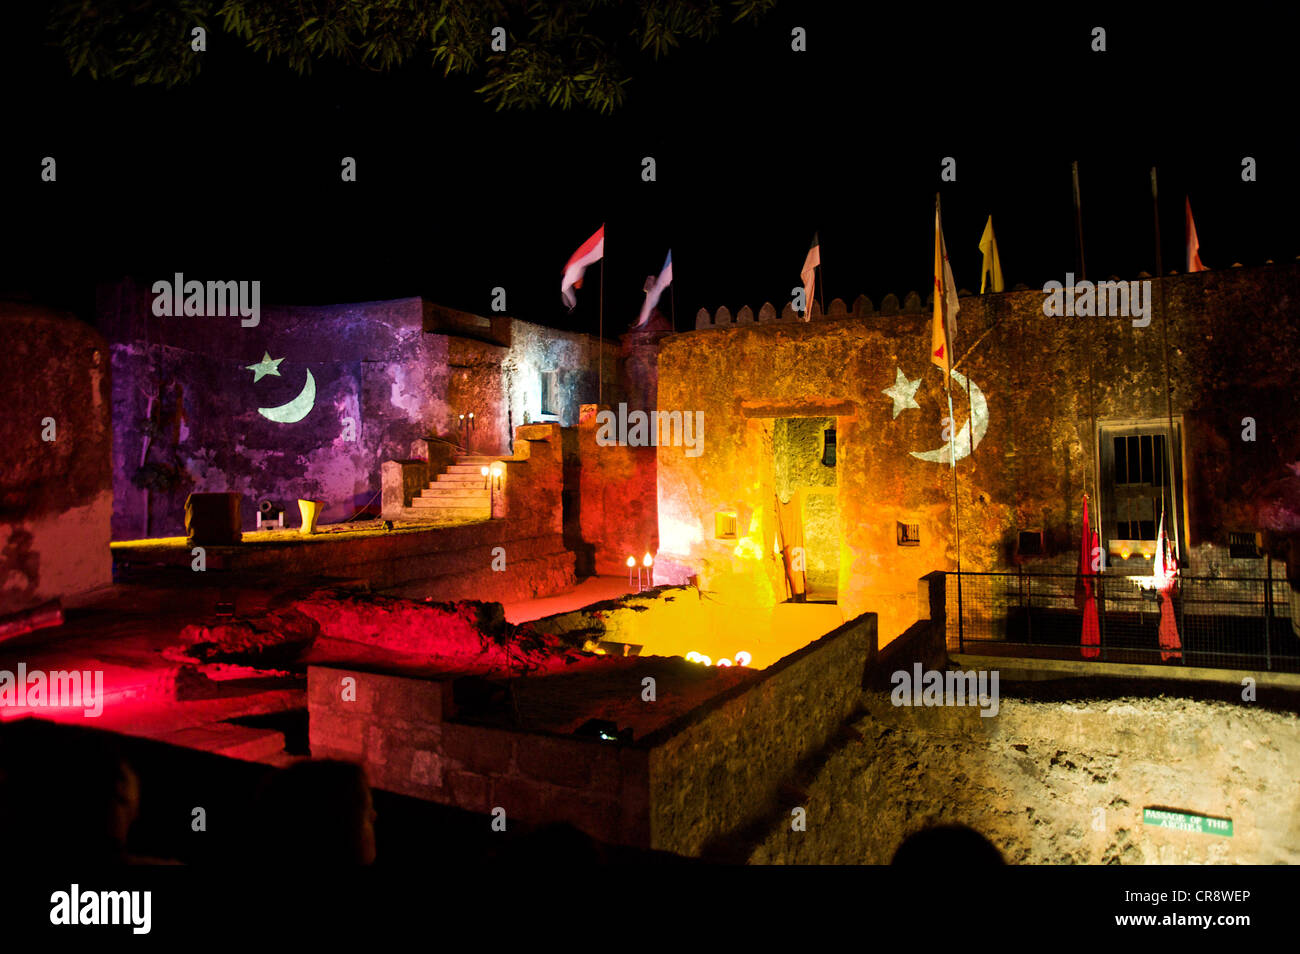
[773,416,839,603]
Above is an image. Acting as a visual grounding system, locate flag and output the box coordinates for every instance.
[560,225,605,311]
[635,250,672,327]
[931,207,959,376]
[1186,197,1206,273]
[800,233,820,320]
[978,215,1004,293]
[1076,495,1101,660]
[1152,510,1182,661]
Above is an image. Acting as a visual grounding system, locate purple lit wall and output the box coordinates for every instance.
[99,278,631,539]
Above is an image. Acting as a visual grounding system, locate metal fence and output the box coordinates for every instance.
[946,570,1300,673]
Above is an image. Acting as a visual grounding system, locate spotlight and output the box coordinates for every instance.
[574,718,631,743]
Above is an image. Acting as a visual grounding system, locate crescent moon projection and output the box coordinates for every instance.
[910,369,989,464]
[257,370,316,423]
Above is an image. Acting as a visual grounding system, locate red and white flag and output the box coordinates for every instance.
[636,250,672,327]
[561,225,605,311]
[1186,197,1206,272]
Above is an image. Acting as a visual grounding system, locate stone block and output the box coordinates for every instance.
[516,736,597,789]
[442,724,516,775]
[309,709,365,758]
[445,770,492,814]
[490,776,551,822]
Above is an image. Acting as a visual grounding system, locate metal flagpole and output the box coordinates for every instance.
[598,256,604,406]
[938,194,964,650]
[1151,167,1181,559]
[818,243,825,317]
[1075,161,1102,562]
[670,267,676,332]
[1072,161,1087,283]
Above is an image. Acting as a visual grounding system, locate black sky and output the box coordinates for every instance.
[1,4,1295,335]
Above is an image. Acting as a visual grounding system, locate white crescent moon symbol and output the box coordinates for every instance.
[910,369,988,463]
[257,369,316,423]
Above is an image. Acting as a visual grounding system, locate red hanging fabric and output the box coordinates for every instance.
[1153,511,1182,661]
[1077,496,1101,660]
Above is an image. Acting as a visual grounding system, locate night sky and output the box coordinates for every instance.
[1,5,1294,336]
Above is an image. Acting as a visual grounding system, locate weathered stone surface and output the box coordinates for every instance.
[751,688,1300,865]
[0,304,112,616]
[644,612,874,857]
[657,265,1300,644]
[576,406,659,576]
[100,279,627,538]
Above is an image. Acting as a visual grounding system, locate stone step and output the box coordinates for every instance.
[156,724,287,764]
[436,472,486,484]
[445,463,489,474]
[455,456,499,465]
[412,496,489,509]
[422,485,490,498]
[400,506,491,521]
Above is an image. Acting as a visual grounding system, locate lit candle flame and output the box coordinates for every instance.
[642,552,654,567]
[626,556,636,568]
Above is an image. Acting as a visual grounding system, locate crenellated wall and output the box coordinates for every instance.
[659,263,1300,646]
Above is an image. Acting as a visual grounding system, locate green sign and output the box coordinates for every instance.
[1142,808,1233,837]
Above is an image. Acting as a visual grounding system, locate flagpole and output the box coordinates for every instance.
[670,266,677,333]
[938,193,964,650]
[818,250,825,317]
[1072,160,1087,282]
[1151,167,1181,559]
[598,257,604,406]
[1074,161,1102,558]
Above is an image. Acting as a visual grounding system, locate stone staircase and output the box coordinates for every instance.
[404,454,498,521]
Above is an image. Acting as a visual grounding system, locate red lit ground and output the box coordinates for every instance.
[0,574,767,753]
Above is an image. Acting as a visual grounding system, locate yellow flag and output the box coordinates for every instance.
[979,215,1004,293]
[931,208,958,376]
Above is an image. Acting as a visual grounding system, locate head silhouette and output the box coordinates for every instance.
[256,759,376,865]
[1,723,139,864]
[891,823,1004,865]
